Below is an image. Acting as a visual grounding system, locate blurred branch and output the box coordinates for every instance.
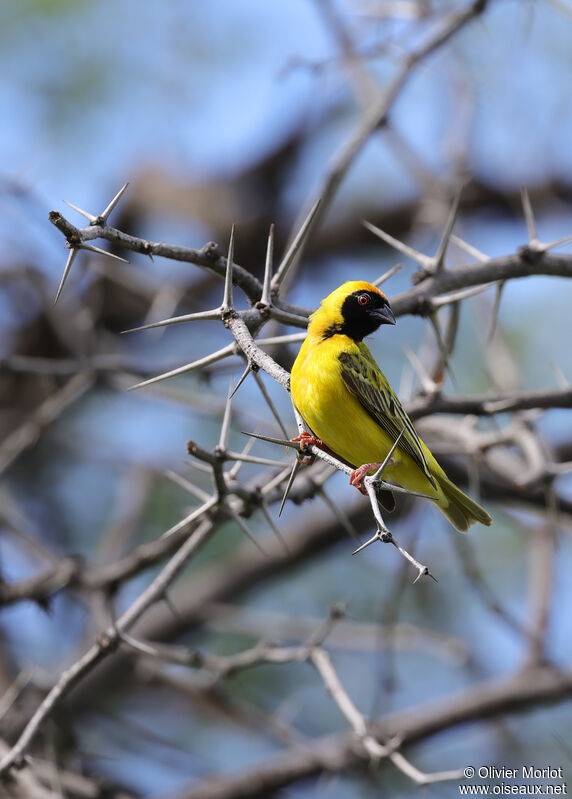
[49,207,572,334]
[0,373,93,475]
[3,1,572,794]
[0,515,217,776]
[293,0,490,264]
[121,612,463,788]
[525,518,557,667]
[407,386,572,419]
[0,739,134,799]
[173,664,572,799]
[48,198,439,579]
[48,210,307,319]
[391,250,572,315]
[3,421,572,612]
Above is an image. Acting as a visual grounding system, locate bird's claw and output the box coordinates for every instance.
[349,462,384,495]
[291,431,323,465]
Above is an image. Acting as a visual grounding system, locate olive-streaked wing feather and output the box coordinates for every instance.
[338,351,437,489]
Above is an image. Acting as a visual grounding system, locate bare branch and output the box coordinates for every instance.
[0,373,93,476]
[175,664,572,799]
[0,516,216,776]
[406,386,572,419]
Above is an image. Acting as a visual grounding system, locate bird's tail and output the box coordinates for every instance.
[436,475,492,532]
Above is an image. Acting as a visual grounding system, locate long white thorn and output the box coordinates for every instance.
[352,530,384,556]
[544,233,572,251]
[369,429,405,483]
[278,459,301,516]
[218,380,234,450]
[64,200,97,223]
[487,280,505,341]
[429,313,455,386]
[450,234,489,263]
[222,225,235,313]
[241,430,296,448]
[255,332,307,346]
[271,198,322,292]
[54,248,79,304]
[225,451,289,468]
[363,221,433,270]
[227,433,256,479]
[434,187,463,270]
[129,344,235,390]
[229,363,252,399]
[121,308,222,335]
[550,361,569,389]
[403,344,438,395]
[375,483,434,500]
[254,371,288,438]
[165,470,212,503]
[260,223,274,306]
[267,308,310,327]
[184,458,213,475]
[260,501,289,553]
[431,282,496,309]
[160,496,217,539]
[319,488,360,543]
[521,186,538,244]
[99,183,129,223]
[226,506,267,555]
[261,465,293,497]
[79,243,128,263]
[373,262,402,287]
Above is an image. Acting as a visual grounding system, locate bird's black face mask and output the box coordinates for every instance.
[338,290,396,341]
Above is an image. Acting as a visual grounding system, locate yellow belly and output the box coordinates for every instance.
[290,334,439,498]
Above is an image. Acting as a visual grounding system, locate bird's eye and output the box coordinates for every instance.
[358,295,369,306]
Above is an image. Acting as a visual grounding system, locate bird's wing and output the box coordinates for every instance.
[338,350,436,488]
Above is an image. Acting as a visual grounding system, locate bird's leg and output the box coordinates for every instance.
[290,431,323,465]
[349,462,384,495]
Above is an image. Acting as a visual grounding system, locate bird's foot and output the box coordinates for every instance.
[291,431,323,465]
[349,462,383,495]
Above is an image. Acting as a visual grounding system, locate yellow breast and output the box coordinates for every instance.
[291,334,396,469]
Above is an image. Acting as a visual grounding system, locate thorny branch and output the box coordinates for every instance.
[4,3,572,797]
[119,610,463,785]
[2,176,567,789]
[44,186,572,573]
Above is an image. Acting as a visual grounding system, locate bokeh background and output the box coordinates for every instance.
[2,1,572,797]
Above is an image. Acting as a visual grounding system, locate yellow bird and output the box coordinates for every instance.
[290,280,492,532]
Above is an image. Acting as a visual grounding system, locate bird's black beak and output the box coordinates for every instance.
[373,304,396,326]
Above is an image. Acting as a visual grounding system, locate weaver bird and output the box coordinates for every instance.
[290,281,492,532]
